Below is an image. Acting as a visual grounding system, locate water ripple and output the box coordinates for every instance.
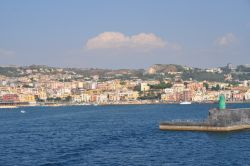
[0,104,250,165]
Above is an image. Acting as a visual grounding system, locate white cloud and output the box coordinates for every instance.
[85,32,181,51]
[215,33,237,47]
[0,48,15,57]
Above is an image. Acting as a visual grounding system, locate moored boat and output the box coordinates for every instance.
[180,101,192,105]
[0,105,18,109]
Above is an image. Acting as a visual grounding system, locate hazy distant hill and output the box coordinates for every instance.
[147,64,186,74]
[1,64,250,82]
[0,67,20,77]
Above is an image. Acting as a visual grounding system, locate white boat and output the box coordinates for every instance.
[20,110,26,113]
[80,103,91,106]
[0,105,18,109]
[180,101,192,105]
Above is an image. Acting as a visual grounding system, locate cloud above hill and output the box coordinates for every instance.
[215,33,237,47]
[85,32,181,51]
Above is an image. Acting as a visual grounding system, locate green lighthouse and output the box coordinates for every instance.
[219,94,226,110]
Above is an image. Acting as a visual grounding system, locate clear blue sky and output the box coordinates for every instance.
[0,0,249,69]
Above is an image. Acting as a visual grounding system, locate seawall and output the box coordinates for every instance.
[159,123,250,132]
[160,107,250,132]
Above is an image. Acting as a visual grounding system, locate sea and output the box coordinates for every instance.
[1,103,250,166]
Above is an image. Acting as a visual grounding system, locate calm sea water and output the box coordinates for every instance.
[1,103,250,166]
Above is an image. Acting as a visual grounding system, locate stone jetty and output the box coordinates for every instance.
[160,95,250,132]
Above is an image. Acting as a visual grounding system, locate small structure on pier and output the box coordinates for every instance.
[160,95,250,132]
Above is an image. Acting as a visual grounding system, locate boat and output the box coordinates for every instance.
[20,110,26,113]
[0,105,18,109]
[79,103,91,106]
[180,101,192,105]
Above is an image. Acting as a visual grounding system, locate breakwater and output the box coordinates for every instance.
[160,108,250,132]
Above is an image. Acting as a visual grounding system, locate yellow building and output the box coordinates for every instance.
[38,91,47,100]
[161,93,176,102]
[127,91,139,100]
[19,94,36,103]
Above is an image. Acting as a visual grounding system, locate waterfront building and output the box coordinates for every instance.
[192,91,204,102]
[245,90,250,101]
[2,94,19,102]
[81,93,91,103]
[172,83,185,93]
[161,93,176,102]
[140,83,150,92]
[183,89,193,101]
[18,94,36,103]
[72,95,82,103]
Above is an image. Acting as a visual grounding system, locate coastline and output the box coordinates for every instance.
[1,100,250,108]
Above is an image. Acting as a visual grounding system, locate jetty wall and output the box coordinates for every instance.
[160,108,250,132]
[208,108,250,126]
[159,123,250,132]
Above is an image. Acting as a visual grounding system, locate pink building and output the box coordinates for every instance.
[2,94,19,102]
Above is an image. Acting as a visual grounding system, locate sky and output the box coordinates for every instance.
[0,0,250,69]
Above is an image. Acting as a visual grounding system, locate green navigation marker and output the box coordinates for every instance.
[219,94,226,110]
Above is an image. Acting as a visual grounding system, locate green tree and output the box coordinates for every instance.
[65,96,72,102]
[150,82,172,89]
[211,84,220,91]
[203,82,209,90]
[120,81,126,85]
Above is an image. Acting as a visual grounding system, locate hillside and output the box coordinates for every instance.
[1,64,250,82]
[147,64,185,74]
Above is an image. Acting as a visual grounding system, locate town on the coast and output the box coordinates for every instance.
[0,63,250,107]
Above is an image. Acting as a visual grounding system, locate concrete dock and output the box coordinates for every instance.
[159,122,250,132]
[160,95,250,132]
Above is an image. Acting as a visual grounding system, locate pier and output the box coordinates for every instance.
[160,95,250,132]
[159,122,250,132]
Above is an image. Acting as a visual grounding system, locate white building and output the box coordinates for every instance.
[140,83,150,92]
[245,90,250,101]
